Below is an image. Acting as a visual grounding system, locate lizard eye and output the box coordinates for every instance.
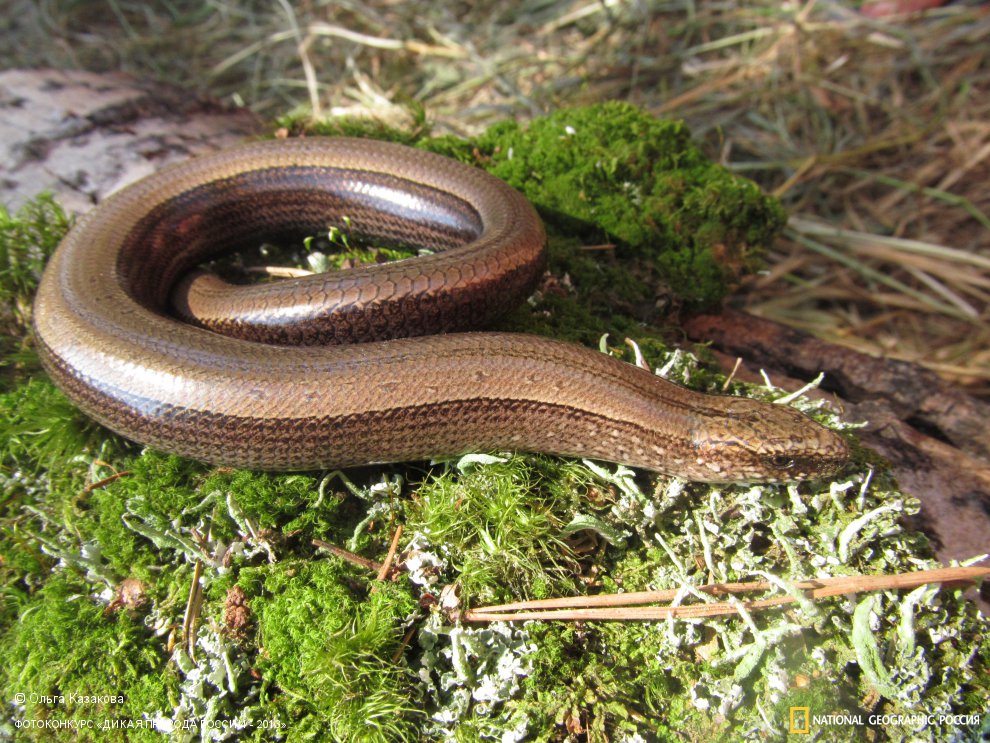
[769,454,796,470]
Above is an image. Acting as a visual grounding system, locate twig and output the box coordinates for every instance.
[376,525,404,583]
[391,625,418,664]
[312,538,383,573]
[81,470,133,494]
[370,524,404,594]
[314,524,404,589]
[307,22,466,59]
[245,266,314,278]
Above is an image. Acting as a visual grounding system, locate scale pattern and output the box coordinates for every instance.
[32,137,849,482]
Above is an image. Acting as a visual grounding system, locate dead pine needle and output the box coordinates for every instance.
[463,566,990,622]
[721,357,744,390]
[181,559,205,658]
[312,528,404,586]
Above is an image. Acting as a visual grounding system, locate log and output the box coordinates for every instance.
[0,68,261,214]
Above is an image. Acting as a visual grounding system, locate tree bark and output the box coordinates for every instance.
[0,68,261,214]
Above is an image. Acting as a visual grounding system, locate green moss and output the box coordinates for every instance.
[0,379,100,475]
[0,195,71,348]
[404,455,592,604]
[70,451,370,585]
[0,575,173,741]
[245,560,422,742]
[514,622,686,739]
[462,102,787,308]
[274,106,429,145]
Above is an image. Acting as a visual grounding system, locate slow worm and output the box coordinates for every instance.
[32,137,849,482]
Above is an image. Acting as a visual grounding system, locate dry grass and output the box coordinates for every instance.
[2,0,988,390]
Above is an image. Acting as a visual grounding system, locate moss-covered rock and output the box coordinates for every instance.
[0,107,985,742]
[447,102,786,307]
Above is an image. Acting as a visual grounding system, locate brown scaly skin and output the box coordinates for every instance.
[32,137,849,482]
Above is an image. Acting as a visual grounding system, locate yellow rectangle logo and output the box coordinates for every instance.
[789,707,810,734]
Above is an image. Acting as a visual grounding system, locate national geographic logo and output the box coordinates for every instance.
[789,707,810,734]
[789,709,981,731]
